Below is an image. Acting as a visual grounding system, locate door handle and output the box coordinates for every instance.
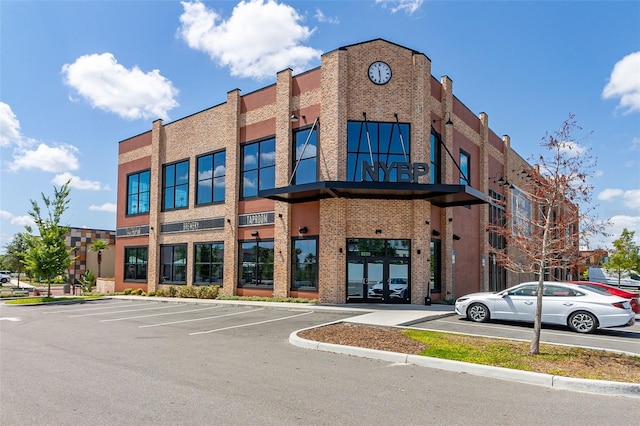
[524,301,534,305]
[563,302,574,306]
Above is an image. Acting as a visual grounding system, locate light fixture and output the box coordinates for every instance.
[453,234,461,241]
[298,226,308,234]
[375,229,382,234]
[448,218,453,223]
[251,231,259,237]
[425,220,430,225]
[432,230,441,237]
[432,117,454,127]
[290,114,298,122]
[226,218,231,224]
[417,249,421,255]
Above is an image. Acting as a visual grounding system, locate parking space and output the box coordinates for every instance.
[409,314,640,355]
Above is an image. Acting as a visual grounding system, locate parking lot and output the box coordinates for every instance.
[2,298,639,425]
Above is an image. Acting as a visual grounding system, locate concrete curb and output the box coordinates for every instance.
[289,327,640,399]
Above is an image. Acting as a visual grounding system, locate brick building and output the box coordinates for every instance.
[115,39,542,304]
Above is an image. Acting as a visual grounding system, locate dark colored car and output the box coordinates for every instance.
[570,281,639,314]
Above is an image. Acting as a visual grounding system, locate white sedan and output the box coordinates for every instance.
[455,281,635,333]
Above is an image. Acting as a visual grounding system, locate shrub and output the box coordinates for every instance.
[80,271,97,293]
[178,286,198,298]
[197,285,220,299]
[155,288,167,297]
[168,286,177,297]
[123,288,133,295]
[147,291,156,297]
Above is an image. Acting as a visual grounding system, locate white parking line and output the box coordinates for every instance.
[69,303,182,318]
[42,301,135,314]
[139,307,266,328]
[100,306,222,322]
[189,311,314,335]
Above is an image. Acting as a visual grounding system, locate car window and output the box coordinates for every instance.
[543,285,577,297]
[508,285,537,296]
[578,284,609,295]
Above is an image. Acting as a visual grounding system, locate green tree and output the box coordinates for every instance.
[604,229,639,287]
[23,181,73,297]
[3,233,29,288]
[89,239,108,277]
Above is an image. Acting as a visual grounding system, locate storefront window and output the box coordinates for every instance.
[124,246,148,281]
[238,240,274,287]
[194,243,224,285]
[160,244,187,284]
[163,160,189,210]
[430,239,441,293]
[291,238,318,290]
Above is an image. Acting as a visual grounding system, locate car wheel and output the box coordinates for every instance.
[467,303,490,323]
[568,311,598,333]
[0,278,7,283]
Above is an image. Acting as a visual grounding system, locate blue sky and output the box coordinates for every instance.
[1,0,639,253]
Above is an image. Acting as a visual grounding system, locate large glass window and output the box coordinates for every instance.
[160,244,187,284]
[238,240,274,287]
[291,238,318,291]
[430,239,442,293]
[430,132,441,184]
[512,186,532,237]
[194,242,224,285]
[488,190,507,292]
[459,150,470,185]
[196,151,226,205]
[126,170,150,215]
[347,121,410,182]
[124,246,148,281]
[241,138,276,198]
[163,160,189,210]
[292,127,317,184]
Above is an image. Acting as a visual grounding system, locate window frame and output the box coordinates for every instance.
[459,149,470,185]
[238,239,275,288]
[196,150,226,206]
[429,131,442,184]
[160,244,188,284]
[162,159,190,211]
[193,242,224,286]
[291,237,318,291]
[126,170,151,216]
[124,246,148,282]
[240,137,276,199]
[291,125,318,185]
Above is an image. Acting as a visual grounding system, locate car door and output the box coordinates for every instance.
[540,284,578,325]
[493,284,538,321]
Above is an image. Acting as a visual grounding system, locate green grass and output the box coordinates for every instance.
[4,296,103,305]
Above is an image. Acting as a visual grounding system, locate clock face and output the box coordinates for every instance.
[368,61,392,85]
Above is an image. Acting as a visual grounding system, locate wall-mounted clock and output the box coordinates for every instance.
[368,61,392,85]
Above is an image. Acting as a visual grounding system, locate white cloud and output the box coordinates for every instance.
[0,102,21,147]
[314,8,339,24]
[10,143,79,173]
[602,51,640,114]
[0,210,13,220]
[178,0,322,80]
[62,53,179,120]
[558,141,587,156]
[622,189,640,211]
[52,172,109,191]
[375,0,424,15]
[597,188,623,201]
[631,137,640,151]
[11,215,35,227]
[89,202,116,213]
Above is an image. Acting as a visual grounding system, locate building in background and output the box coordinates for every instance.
[66,227,116,283]
[115,39,574,304]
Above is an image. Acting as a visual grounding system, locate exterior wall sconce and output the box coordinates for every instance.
[226,218,231,224]
[278,213,283,218]
[417,249,421,255]
[290,113,305,123]
[251,231,259,237]
[432,230,441,236]
[298,226,308,234]
[375,229,382,234]
[448,218,453,222]
[453,234,461,241]
[425,220,429,225]
[489,173,513,188]
[339,248,343,253]
[432,117,454,127]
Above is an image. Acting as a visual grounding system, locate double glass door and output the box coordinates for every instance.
[346,239,410,304]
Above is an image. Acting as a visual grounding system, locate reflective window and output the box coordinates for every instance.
[459,150,470,185]
[430,239,442,293]
[347,121,410,182]
[194,242,224,285]
[511,186,532,237]
[430,132,441,184]
[242,138,276,198]
[196,151,226,205]
[124,246,148,281]
[160,244,187,284]
[238,240,274,287]
[163,160,189,210]
[291,238,318,290]
[292,127,317,184]
[126,170,150,215]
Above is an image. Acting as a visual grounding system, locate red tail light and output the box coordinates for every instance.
[612,302,628,309]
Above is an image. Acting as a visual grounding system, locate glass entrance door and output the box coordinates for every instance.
[346,239,410,304]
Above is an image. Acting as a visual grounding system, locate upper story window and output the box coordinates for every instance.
[430,132,441,184]
[163,160,189,211]
[241,137,275,198]
[196,151,226,205]
[126,170,150,215]
[347,121,410,182]
[459,150,470,185]
[511,186,532,237]
[292,127,318,185]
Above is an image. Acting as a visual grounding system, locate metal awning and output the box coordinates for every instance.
[259,181,489,207]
